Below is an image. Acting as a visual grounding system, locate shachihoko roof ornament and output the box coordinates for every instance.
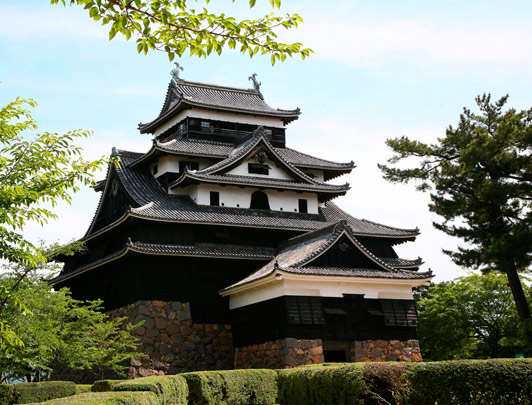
[170,62,184,87]
[248,73,264,100]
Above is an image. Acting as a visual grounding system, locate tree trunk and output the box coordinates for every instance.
[506,262,531,323]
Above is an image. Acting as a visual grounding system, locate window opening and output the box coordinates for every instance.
[210,191,220,206]
[250,191,270,210]
[298,199,308,213]
[200,121,211,131]
[248,163,270,175]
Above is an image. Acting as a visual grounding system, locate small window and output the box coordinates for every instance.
[298,199,308,214]
[210,191,220,206]
[250,191,270,210]
[248,163,270,175]
[264,128,272,136]
[179,161,199,172]
[152,165,158,175]
[201,121,211,131]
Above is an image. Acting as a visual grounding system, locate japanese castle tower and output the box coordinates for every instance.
[54,67,433,375]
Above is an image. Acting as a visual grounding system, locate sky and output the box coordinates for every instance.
[2,0,532,282]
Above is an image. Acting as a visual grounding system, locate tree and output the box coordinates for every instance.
[0,96,106,353]
[415,273,527,361]
[0,271,141,383]
[379,95,532,324]
[52,0,313,65]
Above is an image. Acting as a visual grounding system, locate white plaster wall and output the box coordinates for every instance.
[152,156,214,178]
[227,157,294,181]
[304,169,325,182]
[192,184,318,213]
[228,276,424,310]
[154,108,286,137]
[170,184,199,202]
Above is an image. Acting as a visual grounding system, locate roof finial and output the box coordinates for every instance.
[111,146,119,159]
[171,62,184,86]
[248,73,264,100]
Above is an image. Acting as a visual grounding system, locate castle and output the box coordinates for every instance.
[53,69,432,375]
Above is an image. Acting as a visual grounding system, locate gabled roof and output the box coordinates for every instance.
[84,149,420,240]
[167,128,350,199]
[138,79,301,134]
[222,221,433,292]
[129,135,355,177]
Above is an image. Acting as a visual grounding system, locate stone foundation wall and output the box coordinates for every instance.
[109,300,234,377]
[236,338,324,369]
[350,339,422,362]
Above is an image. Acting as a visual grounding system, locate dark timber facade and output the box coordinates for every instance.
[54,73,432,375]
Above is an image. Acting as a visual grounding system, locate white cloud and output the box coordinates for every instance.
[283,8,532,79]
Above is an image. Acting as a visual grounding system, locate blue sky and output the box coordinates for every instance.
[2,0,532,281]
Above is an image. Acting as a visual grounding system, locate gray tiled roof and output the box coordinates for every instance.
[170,172,350,193]
[85,149,419,239]
[381,257,423,268]
[129,241,276,260]
[129,134,355,172]
[139,80,301,133]
[222,221,432,291]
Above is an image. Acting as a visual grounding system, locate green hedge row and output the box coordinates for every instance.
[404,359,532,405]
[181,369,278,405]
[0,381,76,405]
[113,375,188,405]
[32,391,160,404]
[4,359,532,405]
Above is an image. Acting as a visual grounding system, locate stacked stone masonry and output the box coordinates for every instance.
[108,300,234,378]
[107,300,422,378]
[236,338,324,369]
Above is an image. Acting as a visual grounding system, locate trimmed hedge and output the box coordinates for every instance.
[113,375,188,405]
[0,381,76,405]
[182,369,278,405]
[91,380,124,392]
[277,364,367,405]
[75,384,93,394]
[403,359,532,405]
[32,391,160,404]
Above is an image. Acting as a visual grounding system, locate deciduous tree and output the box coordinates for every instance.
[52,0,313,64]
[379,95,532,324]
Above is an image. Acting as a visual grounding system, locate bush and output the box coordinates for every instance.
[277,364,367,405]
[402,359,532,405]
[182,369,278,405]
[113,375,188,405]
[91,380,124,392]
[0,381,76,405]
[31,391,160,404]
[75,384,92,394]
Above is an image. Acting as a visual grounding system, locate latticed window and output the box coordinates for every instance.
[380,299,419,327]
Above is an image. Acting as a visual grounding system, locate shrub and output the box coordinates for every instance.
[182,369,278,405]
[402,359,532,405]
[113,375,188,405]
[75,384,92,394]
[91,380,124,392]
[30,391,160,404]
[277,364,367,405]
[361,363,414,404]
[0,381,76,405]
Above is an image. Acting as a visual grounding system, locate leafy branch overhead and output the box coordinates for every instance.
[52,0,313,65]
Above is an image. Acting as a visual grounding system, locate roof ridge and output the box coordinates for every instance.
[176,79,258,94]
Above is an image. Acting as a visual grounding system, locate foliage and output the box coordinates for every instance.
[113,375,188,405]
[91,380,124,392]
[0,274,141,383]
[34,390,160,404]
[181,369,278,405]
[51,0,312,65]
[75,384,93,394]
[415,272,527,361]
[277,364,367,405]
[402,359,532,405]
[0,95,105,354]
[379,94,532,323]
[0,381,76,405]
